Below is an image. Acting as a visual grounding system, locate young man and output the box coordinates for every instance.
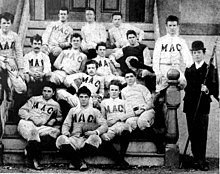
[100,80,131,166]
[183,41,217,171]
[121,70,155,131]
[46,33,87,85]
[56,86,107,171]
[17,82,62,170]
[64,59,105,100]
[109,12,144,49]
[23,34,51,97]
[110,30,155,92]
[0,12,27,101]
[93,42,125,87]
[41,7,73,63]
[153,15,193,92]
[81,7,107,59]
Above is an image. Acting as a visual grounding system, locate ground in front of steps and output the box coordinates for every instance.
[0,157,218,174]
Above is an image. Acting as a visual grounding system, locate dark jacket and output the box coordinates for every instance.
[183,62,215,114]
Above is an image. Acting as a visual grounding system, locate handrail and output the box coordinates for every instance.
[153,0,160,41]
[18,0,30,48]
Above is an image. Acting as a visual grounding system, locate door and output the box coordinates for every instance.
[43,0,154,22]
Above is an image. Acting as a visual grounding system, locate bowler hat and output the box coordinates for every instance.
[191,41,206,51]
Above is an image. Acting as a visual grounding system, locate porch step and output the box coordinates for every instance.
[3,149,164,166]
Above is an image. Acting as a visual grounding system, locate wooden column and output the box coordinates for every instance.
[164,69,181,168]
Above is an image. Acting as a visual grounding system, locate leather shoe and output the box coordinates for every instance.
[33,159,43,170]
[79,162,88,171]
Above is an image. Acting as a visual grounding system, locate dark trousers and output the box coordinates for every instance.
[186,113,209,162]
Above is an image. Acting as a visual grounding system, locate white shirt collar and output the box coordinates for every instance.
[195,60,205,69]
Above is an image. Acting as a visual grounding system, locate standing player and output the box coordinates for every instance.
[17,82,62,170]
[56,86,107,171]
[0,12,26,101]
[23,34,51,97]
[81,7,107,59]
[153,15,193,93]
[41,7,73,64]
[46,33,87,85]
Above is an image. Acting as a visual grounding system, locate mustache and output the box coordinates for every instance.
[34,47,40,49]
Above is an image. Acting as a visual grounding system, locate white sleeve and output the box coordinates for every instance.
[23,54,30,73]
[43,54,51,74]
[143,47,152,65]
[42,23,53,45]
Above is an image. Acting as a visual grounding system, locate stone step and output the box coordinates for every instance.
[3,149,164,166]
[2,135,157,153]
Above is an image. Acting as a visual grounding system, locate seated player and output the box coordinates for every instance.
[17,82,62,170]
[81,7,107,59]
[56,86,107,171]
[63,60,105,106]
[121,70,155,131]
[109,30,155,92]
[109,12,145,49]
[100,80,132,167]
[41,7,73,65]
[23,34,51,98]
[93,42,125,87]
[46,33,87,86]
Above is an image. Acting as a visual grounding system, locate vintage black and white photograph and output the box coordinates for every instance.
[0,0,219,173]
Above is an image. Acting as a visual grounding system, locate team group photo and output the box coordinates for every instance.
[0,0,219,173]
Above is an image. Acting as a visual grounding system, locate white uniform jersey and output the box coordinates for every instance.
[18,95,62,126]
[121,83,152,113]
[23,51,51,74]
[0,29,23,69]
[64,73,105,98]
[153,34,193,76]
[54,49,87,74]
[93,56,113,76]
[42,21,73,48]
[81,22,107,50]
[62,105,107,136]
[101,97,126,120]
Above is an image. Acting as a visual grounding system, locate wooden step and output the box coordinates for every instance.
[4,123,18,135]
[3,149,164,166]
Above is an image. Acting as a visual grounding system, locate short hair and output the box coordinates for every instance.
[59,6,69,14]
[70,33,83,41]
[85,7,95,15]
[85,59,98,69]
[124,69,136,77]
[126,30,137,38]
[77,86,91,97]
[43,82,56,92]
[0,12,14,23]
[165,15,179,25]
[96,42,106,50]
[109,79,122,90]
[112,12,123,18]
[30,34,42,44]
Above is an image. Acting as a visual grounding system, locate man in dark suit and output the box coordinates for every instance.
[183,41,217,171]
